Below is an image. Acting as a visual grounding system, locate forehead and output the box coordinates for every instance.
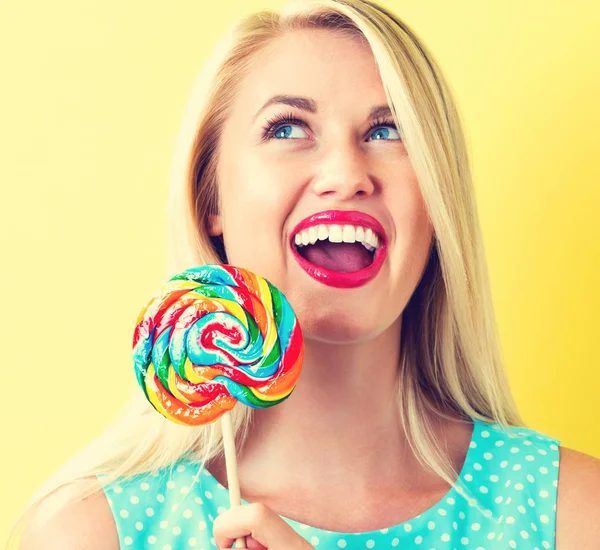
[234,29,387,118]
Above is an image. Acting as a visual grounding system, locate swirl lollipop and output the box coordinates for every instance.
[132,264,304,548]
[133,264,304,426]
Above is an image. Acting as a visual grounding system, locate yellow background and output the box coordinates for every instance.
[1,0,599,544]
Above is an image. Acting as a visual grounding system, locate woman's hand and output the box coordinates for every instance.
[213,503,315,550]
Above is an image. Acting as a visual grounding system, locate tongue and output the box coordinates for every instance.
[300,241,374,272]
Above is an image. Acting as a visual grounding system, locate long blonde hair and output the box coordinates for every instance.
[9,0,525,545]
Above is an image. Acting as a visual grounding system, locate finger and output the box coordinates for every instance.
[213,503,310,550]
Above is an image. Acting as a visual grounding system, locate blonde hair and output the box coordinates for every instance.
[9,0,526,545]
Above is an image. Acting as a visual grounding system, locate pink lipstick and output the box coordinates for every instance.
[289,210,388,289]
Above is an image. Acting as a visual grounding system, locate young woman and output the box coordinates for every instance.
[14,0,600,549]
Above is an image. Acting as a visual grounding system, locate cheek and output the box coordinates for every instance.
[218,156,296,267]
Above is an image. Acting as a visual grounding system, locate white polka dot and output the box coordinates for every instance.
[479,486,489,494]
[510,447,520,453]
[506,516,515,524]
[500,460,508,468]
[414,535,423,544]
[527,474,535,483]
[521,530,529,539]
[198,521,206,530]
[183,509,193,519]
[391,539,399,547]
[487,532,496,539]
[483,452,493,460]
[509,540,517,548]
[437,508,447,516]
[113,485,123,494]
[194,497,203,505]
[311,536,319,546]
[140,482,150,491]
[162,545,172,550]
[543,541,551,548]
[460,537,469,544]
[489,475,499,482]
[427,521,435,530]
[446,497,455,505]
[156,494,165,502]
[513,464,522,471]
[441,533,450,541]
[541,514,549,523]
[171,504,178,512]
[540,489,549,498]
[172,526,181,535]
[469,441,477,448]
[472,523,480,531]
[494,496,503,503]
[518,505,526,514]
[473,463,483,470]
[135,521,143,531]
[526,454,535,461]
[146,507,154,516]
[180,486,190,494]
[124,536,133,546]
[540,466,549,474]
[130,496,139,504]
[515,483,524,490]
[481,430,490,438]
[538,449,548,455]
[338,540,347,548]
[188,537,197,547]
[119,509,129,518]
[464,474,473,481]
[403,523,412,532]
[217,506,227,514]
[148,535,157,544]
[166,481,175,489]
[366,540,375,548]
[495,440,505,447]
[205,490,213,499]
[160,520,168,528]
[176,464,186,472]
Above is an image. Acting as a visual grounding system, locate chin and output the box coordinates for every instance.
[295,303,387,344]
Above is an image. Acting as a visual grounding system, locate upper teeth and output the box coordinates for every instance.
[294,224,380,251]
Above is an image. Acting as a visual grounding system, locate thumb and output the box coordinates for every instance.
[213,503,313,550]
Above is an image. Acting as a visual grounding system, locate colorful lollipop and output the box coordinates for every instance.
[132,264,304,426]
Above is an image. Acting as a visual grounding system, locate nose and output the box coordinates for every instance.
[311,140,375,200]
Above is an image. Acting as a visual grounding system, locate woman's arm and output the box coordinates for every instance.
[555,446,600,549]
[19,480,119,550]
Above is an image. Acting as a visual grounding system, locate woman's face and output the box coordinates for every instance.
[211,29,433,343]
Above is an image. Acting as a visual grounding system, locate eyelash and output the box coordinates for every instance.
[260,111,400,142]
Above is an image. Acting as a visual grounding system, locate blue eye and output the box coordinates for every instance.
[261,112,402,142]
[368,126,401,141]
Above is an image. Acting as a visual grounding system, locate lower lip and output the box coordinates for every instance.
[290,241,387,289]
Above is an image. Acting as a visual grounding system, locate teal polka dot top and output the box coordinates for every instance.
[97,417,561,549]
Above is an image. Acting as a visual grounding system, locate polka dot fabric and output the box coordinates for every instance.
[97,417,561,549]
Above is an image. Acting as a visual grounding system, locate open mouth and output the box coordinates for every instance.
[289,211,388,289]
[293,224,379,273]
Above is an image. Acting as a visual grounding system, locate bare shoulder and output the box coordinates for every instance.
[20,476,119,550]
[556,445,600,550]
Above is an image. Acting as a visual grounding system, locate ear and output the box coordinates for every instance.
[207,214,223,237]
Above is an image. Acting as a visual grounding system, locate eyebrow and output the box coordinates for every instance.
[252,94,393,123]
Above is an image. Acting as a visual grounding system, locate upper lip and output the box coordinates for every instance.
[290,210,388,245]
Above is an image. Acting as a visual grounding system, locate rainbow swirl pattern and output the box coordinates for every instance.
[132,264,304,426]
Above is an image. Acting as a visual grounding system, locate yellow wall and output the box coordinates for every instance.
[1,0,598,544]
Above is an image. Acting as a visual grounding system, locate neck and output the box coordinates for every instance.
[232,315,431,497]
